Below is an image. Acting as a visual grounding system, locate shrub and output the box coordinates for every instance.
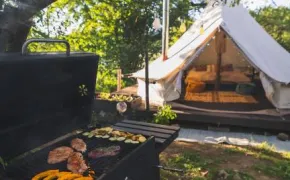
[153,105,177,125]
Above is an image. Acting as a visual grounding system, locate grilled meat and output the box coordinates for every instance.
[88,146,120,159]
[47,146,74,164]
[71,138,87,152]
[67,152,88,174]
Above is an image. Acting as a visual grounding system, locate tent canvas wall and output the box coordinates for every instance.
[132,1,290,109]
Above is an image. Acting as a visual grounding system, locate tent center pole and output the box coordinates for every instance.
[215,30,226,90]
[215,53,222,90]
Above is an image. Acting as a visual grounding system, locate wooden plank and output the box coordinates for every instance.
[111,125,171,140]
[115,122,176,134]
[215,53,222,90]
[122,120,180,131]
[117,69,122,91]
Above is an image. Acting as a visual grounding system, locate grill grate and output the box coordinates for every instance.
[4,131,140,180]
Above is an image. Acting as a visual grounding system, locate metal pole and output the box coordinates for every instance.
[145,24,150,112]
[162,0,169,61]
[144,6,150,112]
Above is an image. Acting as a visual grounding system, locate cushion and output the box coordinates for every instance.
[221,71,251,83]
[195,65,207,71]
[186,81,206,93]
[207,64,216,72]
[186,71,216,83]
[221,64,233,72]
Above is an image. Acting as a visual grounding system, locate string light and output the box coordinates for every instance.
[179,21,187,33]
[200,24,205,35]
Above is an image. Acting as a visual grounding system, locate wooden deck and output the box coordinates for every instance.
[116,85,290,131]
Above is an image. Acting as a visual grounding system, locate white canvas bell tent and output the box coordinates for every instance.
[132,1,290,109]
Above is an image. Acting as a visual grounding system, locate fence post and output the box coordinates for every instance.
[117,69,122,91]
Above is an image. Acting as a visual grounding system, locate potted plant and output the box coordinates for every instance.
[94,92,142,112]
[152,105,177,125]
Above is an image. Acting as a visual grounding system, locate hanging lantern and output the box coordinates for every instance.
[179,22,186,33]
[200,24,205,35]
[153,17,162,31]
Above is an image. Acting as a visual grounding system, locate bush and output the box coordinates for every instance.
[153,105,177,125]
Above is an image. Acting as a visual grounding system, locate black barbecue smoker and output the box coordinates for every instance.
[0,39,163,180]
[0,2,180,178]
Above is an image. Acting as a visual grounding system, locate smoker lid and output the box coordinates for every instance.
[0,52,99,161]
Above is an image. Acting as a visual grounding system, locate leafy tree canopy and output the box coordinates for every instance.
[28,0,193,92]
[28,0,290,92]
[251,6,290,52]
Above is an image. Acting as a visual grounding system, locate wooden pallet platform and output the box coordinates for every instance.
[114,85,290,131]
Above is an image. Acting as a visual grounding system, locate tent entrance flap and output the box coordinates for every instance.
[174,35,217,94]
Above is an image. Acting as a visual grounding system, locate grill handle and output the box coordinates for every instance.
[22,38,70,56]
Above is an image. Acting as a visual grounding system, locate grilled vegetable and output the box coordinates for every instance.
[88,133,94,138]
[111,131,121,136]
[109,137,117,141]
[117,137,125,141]
[43,172,71,180]
[102,135,110,139]
[138,136,146,143]
[95,135,102,138]
[58,173,82,180]
[32,170,59,180]
[124,139,132,144]
[82,132,90,136]
[74,177,94,180]
[131,141,140,144]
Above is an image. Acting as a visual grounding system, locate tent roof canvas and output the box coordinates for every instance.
[132,2,290,84]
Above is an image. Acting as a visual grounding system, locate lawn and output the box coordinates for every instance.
[160,141,290,180]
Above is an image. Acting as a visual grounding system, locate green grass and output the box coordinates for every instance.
[162,152,218,179]
[160,150,253,180]
[160,141,290,180]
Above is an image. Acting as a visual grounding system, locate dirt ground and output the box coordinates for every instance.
[160,141,288,180]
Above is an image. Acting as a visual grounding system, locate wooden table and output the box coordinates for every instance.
[112,120,180,153]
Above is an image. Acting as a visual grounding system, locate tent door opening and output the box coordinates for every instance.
[180,30,274,111]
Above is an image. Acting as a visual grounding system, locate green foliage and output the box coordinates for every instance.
[153,105,177,125]
[161,151,218,180]
[98,92,134,102]
[28,0,290,94]
[255,160,290,179]
[0,156,7,169]
[99,92,111,100]
[251,6,290,52]
[28,0,193,92]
